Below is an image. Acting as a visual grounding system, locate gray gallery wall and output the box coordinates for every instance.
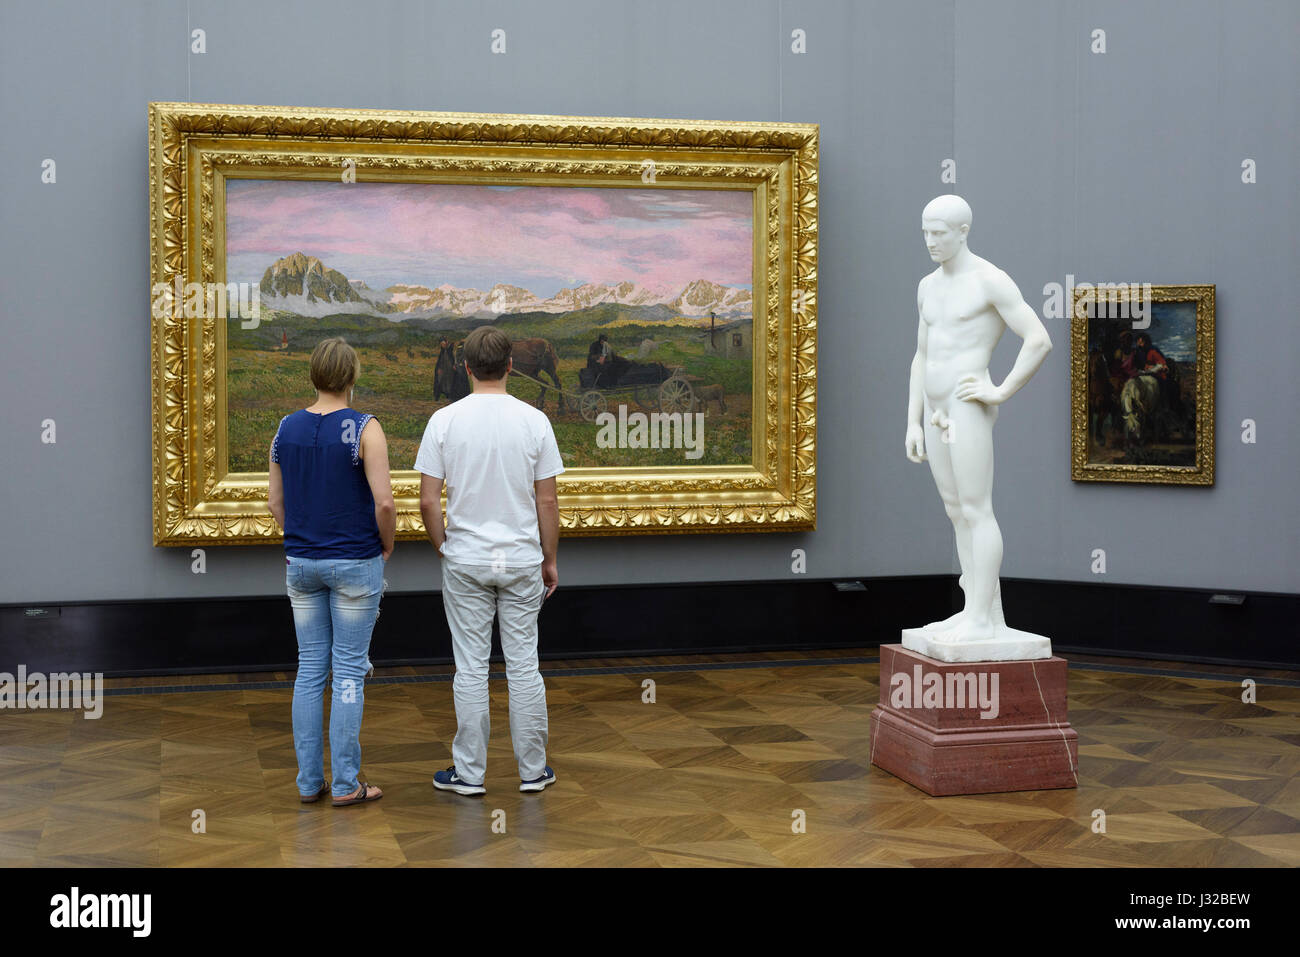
[0,0,1296,606]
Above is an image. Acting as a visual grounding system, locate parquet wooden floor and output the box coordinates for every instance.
[2,651,1297,867]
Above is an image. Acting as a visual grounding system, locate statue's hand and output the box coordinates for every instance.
[905,423,926,463]
[956,374,1005,406]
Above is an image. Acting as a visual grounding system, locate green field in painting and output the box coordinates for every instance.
[226,307,753,473]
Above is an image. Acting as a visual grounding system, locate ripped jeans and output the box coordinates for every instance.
[286,555,384,797]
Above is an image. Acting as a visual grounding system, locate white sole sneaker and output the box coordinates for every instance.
[433,778,486,796]
[519,774,556,793]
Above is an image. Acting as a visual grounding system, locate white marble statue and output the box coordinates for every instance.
[902,195,1054,662]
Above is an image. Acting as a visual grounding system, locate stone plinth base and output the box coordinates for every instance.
[870,643,1078,796]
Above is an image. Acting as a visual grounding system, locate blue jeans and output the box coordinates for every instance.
[286,555,384,797]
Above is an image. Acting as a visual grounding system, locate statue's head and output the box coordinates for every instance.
[921,194,972,263]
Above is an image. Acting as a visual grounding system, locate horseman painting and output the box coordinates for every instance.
[1071,285,1214,485]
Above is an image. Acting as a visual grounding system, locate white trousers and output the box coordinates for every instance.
[440,559,549,783]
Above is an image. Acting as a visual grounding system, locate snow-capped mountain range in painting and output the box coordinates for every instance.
[258,252,752,322]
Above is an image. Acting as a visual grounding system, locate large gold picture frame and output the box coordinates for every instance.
[148,102,818,545]
[1070,283,1215,485]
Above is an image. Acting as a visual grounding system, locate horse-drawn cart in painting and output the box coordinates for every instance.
[572,358,695,422]
[507,356,696,421]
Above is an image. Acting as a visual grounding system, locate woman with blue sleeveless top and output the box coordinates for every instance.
[268,338,395,807]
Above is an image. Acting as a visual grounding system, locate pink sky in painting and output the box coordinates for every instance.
[225,180,752,297]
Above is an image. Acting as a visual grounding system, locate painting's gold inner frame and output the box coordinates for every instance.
[149,104,818,544]
[1070,283,1215,486]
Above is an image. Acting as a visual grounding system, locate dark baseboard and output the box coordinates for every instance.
[998,577,1297,671]
[1,576,1295,677]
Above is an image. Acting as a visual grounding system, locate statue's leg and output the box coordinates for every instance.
[945,398,1002,642]
[919,403,967,633]
[943,485,976,634]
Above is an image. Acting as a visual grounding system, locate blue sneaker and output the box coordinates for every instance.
[432,766,485,796]
[519,766,556,793]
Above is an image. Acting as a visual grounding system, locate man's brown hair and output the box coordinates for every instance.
[309,337,360,394]
[463,326,512,380]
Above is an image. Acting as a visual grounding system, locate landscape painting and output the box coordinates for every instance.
[149,103,817,543]
[1071,284,1215,485]
[224,180,755,473]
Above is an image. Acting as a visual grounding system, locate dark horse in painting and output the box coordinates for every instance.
[433,340,458,400]
[1088,348,1118,444]
[435,339,470,402]
[449,341,470,401]
[510,337,564,411]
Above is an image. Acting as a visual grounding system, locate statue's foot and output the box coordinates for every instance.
[935,618,997,644]
[919,611,965,634]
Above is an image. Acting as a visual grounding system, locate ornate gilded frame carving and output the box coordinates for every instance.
[1070,283,1215,485]
[148,102,818,545]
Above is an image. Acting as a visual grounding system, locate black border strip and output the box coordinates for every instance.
[3,575,1297,677]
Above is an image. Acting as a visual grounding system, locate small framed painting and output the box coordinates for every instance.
[1071,283,1215,485]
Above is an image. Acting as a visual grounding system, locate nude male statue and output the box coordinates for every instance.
[903,195,1053,661]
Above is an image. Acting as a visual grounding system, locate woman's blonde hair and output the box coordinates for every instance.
[309,337,360,394]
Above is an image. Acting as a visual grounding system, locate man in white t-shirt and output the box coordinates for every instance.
[415,326,564,796]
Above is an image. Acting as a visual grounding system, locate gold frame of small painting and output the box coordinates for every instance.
[1070,283,1215,485]
[147,102,818,545]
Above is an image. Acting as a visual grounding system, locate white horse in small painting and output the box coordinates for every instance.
[1120,374,1166,448]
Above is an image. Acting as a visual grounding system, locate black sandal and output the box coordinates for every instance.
[332,781,382,807]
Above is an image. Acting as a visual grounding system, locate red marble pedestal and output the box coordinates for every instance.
[870,643,1078,796]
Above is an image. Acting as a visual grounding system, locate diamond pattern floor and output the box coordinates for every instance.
[1,653,1296,867]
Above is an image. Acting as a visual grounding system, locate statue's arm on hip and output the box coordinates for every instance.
[955,269,1053,407]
